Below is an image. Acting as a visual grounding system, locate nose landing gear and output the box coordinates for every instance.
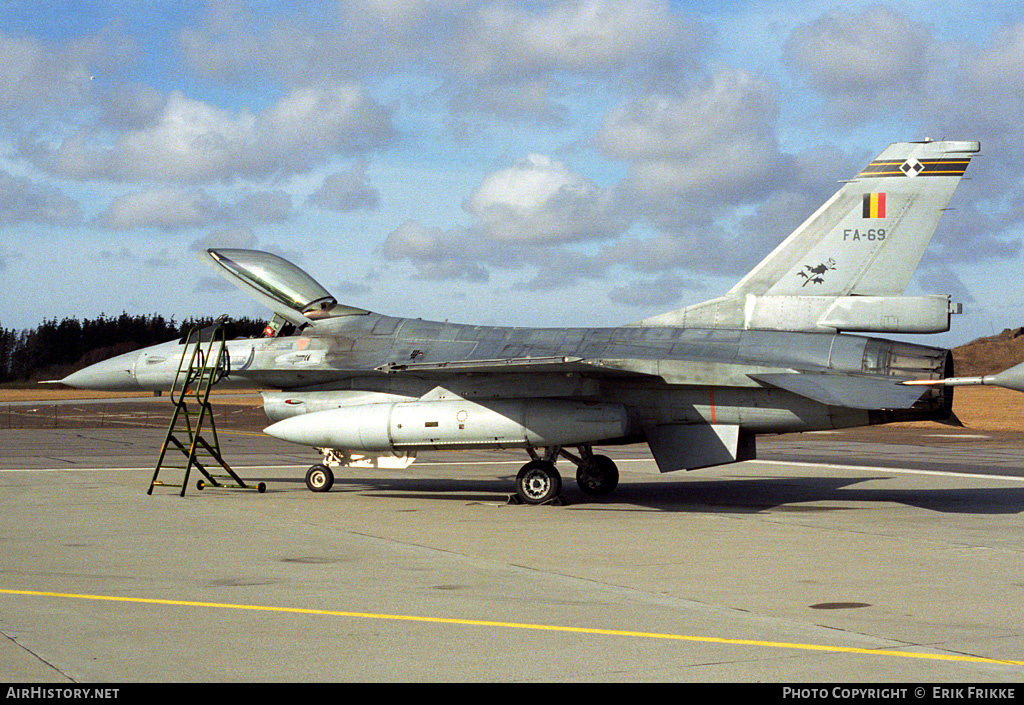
[305,464,334,493]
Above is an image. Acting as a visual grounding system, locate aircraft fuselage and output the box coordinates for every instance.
[73,311,953,445]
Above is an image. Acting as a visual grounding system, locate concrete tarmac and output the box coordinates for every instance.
[1,422,1023,683]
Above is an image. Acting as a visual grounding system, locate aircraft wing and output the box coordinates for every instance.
[376,356,931,409]
[749,371,928,409]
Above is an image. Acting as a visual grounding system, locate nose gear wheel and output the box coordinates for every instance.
[305,464,334,492]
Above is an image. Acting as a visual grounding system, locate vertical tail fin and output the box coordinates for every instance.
[638,140,980,333]
[730,139,979,297]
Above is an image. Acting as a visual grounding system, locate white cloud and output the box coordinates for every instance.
[380,155,620,278]
[466,153,628,244]
[449,76,567,123]
[179,0,448,83]
[307,161,380,212]
[445,0,702,119]
[947,22,1024,151]
[0,27,135,114]
[783,7,935,120]
[98,83,170,130]
[178,1,702,122]
[785,8,932,96]
[7,1,1024,338]
[380,154,632,283]
[27,83,395,183]
[964,23,1024,91]
[233,191,293,224]
[597,68,786,203]
[0,170,81,226]
[455,0,697,78]
[177,1,268,83]
[94,189,221,230]
[182,0,699,83]
[608,273,702,308]
[382,75,796,286]
[190,227,259,252]
[94,188,293,230]
[381,221,492,282]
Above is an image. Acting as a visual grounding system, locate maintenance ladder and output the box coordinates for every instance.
[149,322,265,496]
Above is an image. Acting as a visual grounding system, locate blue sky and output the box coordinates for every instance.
[3,0,1024,347]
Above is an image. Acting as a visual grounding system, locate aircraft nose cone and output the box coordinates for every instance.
[61,351,142,391]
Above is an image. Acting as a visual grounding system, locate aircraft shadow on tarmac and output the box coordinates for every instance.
[255,473,1024,515]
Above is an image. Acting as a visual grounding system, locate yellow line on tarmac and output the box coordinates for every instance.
[2,588,1021,666]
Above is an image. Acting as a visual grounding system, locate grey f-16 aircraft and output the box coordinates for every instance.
[61,139,1024,503]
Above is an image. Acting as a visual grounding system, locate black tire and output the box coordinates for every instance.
[305,464,334,493]
[515,460,562,505]
[576,454,619,496]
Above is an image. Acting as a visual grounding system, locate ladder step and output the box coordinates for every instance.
[167,438,216,447]
[163,454,211,465]
[167,433,214,442]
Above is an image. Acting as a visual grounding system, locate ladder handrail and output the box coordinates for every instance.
[170,326,230,407]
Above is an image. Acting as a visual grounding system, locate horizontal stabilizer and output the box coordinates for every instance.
[637,293,954,333]
[751,372,927,410]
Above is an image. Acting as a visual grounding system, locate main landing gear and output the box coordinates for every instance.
[301,445,619,505]
[513,445,620,505]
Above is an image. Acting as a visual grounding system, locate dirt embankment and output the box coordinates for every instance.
[0,388,263,406]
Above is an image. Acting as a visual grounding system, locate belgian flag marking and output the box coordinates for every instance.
[862,192,886,219]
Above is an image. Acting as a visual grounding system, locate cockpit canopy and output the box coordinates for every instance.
[203,248,367,327]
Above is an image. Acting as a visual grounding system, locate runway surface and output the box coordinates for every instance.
[1,411,1023,682]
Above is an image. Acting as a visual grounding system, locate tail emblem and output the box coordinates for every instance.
[797,258,837,287]
[900,158,924,177]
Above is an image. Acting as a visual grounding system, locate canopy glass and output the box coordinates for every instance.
[207,248,337,313]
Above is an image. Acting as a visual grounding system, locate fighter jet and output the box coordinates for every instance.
[62,139,1024,504]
